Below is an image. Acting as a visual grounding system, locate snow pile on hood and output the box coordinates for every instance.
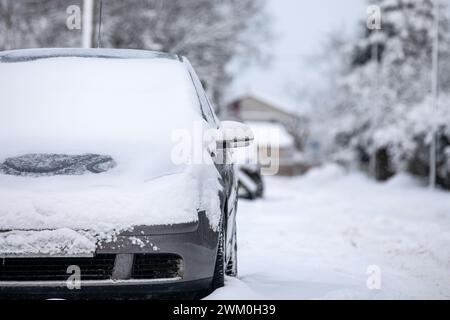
[0,165,222,256]
[0,228,97,256]
[0,54,222,255]
[0,169,199,232]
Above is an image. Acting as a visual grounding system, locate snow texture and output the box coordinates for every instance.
[0,228,97,257]
[206,165,450,300]
[310,0,450,186]
[247,121,295,148]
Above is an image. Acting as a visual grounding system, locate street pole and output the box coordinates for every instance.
[82,0,94,48]
[97,0,103,48]
[430,0,440,189]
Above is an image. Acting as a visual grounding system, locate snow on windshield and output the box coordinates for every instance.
[0,57,201,177]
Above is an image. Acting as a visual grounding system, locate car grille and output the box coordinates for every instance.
[131,254,183,280]
[0,254,116,281]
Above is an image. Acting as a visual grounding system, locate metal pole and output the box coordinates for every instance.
[97,0,103,48]
[430,0,440,189]
[82,0,94,48]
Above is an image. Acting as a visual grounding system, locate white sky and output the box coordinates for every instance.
[228,0,367,112]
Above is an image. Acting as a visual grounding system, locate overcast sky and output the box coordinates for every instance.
[228,0,367,112]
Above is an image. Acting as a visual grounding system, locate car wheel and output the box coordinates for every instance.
[211,223,225,290]
[226,221,238,277]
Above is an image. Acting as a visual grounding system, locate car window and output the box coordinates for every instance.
[182,57,219,128]
[205,95,220,125]
[200,90,219,127]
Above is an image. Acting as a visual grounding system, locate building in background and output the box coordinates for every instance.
[224,93,309,176]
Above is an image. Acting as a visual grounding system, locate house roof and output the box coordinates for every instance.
[247,121,295,148]
[225,90,303,117]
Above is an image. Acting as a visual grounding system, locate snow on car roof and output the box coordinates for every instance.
[0,48,180,63]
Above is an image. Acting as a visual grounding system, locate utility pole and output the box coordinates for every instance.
[82,0,94,48]
[82,0,103,48]
[430,0,440,189]
[97,0,103,48]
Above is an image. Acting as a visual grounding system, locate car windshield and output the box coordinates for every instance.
[0,56,202,178]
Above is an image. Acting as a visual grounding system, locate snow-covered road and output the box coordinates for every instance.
[207,165,450,300]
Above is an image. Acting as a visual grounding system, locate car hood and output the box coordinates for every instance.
[0,164,222,256]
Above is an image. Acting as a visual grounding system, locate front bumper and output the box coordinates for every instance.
[0,278,213,300]
[0,211,219,300]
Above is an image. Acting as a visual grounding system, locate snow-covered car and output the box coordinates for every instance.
[0,48,253,299]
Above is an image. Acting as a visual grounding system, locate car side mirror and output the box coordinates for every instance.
[216,121,254,149]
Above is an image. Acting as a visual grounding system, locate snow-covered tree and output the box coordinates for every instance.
[101,0,270,104]
[0,0,270,105]
[316,0,450,187]
[0,0,81,49]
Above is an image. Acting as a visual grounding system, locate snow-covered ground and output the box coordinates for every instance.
[207,164,450,300]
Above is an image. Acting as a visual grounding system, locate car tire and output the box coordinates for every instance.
[211,223,225,290]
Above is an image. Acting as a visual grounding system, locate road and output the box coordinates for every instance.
[207,165,450,299]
